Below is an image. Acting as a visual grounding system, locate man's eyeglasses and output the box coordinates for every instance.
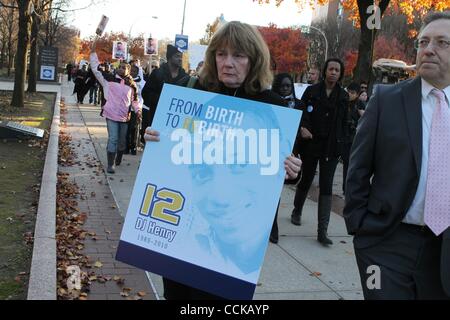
[414,38,450,50]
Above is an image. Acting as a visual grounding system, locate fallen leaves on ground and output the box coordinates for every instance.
[56,102,90,300]
[310,272,322,277]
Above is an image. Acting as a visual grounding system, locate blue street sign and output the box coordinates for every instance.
[175,34,189,52]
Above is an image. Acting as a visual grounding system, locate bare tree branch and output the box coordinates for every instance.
[0,0,18,8]
[52,0,106,13]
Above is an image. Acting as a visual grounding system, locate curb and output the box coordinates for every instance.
[76,103,161,300]
[27,92,61,300]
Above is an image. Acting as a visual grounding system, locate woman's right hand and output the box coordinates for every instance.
[144,127,160,142]
[300,127,313,140]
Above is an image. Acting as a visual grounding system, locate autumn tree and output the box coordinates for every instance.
[28,0,100,92]
[54,25,80,67]
[343,49,358,78]
[255,0,450,83]
[376,13,422,64]
[374,35,410,62]
[258,24,309,76]
[200,14,227,45]
[128,34,145,62]
[310,11,359,68]
[79,32,128,63]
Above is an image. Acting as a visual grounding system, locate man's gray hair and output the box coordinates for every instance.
[421,11,450,32]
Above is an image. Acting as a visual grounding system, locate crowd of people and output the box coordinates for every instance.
[68,11,450,301]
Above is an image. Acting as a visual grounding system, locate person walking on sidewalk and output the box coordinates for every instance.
[86,66,99,105]
[90,39,142,174]
[144,21,302,300]
[66,62,74,82]
[73,64,88,104]
[125,63,145,155]
[291,58,349,246]
[269,73,305,243]
[342,82,365,194]
[344,11,450,300]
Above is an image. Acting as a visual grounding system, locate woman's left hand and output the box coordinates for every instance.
[285,155,302,180]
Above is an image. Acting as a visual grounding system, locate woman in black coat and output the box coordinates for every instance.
[144,21,302,300]
[290,58,349,246]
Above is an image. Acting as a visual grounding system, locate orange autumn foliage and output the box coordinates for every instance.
[256,0,450,27]
[258,24,309,74]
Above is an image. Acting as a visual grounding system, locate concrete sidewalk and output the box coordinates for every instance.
[59,81,155,300]
[64,78,363,300]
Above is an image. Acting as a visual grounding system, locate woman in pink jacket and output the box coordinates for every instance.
[90,39,142,173]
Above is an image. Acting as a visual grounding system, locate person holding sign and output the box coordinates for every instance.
[90,38,142,174]
[144,21,302,300]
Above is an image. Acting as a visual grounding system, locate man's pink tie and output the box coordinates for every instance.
[424,89,450,236]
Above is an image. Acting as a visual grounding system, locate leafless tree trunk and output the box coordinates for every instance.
[353,0,389,83]
[27,3,40,93]
[11,0,32,108]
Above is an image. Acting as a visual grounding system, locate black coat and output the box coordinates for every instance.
[343,77,450,296]
[141,63,188,125]
[300,81,349,158]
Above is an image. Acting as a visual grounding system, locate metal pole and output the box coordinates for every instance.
[181,0,187,35]
[309,25,328,61]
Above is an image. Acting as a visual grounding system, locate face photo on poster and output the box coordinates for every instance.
[112,41,127,60]
[145,37,158,55]
[184,107,289,277]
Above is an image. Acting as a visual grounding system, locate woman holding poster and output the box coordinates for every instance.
[144,21,302,300]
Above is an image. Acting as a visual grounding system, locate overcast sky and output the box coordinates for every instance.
[68,0,312,42]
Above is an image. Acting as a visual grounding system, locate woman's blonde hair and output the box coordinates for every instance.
[199,21,273,95]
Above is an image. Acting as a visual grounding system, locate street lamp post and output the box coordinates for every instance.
[128,16,158,40]
[181,0,187,35]
[301,25,328,62]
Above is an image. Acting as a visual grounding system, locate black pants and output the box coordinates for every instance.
[163,278,224,300]
[296,153,339,196]
[77,90,85,104]
[140,108,150,145]
[126,112,139,152]
[355,223,449,300]
[270,203,280,240]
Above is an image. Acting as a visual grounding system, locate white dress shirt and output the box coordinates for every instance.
[403,79,450,225]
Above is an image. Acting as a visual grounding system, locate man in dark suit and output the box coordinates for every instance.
[344,11,450,300]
